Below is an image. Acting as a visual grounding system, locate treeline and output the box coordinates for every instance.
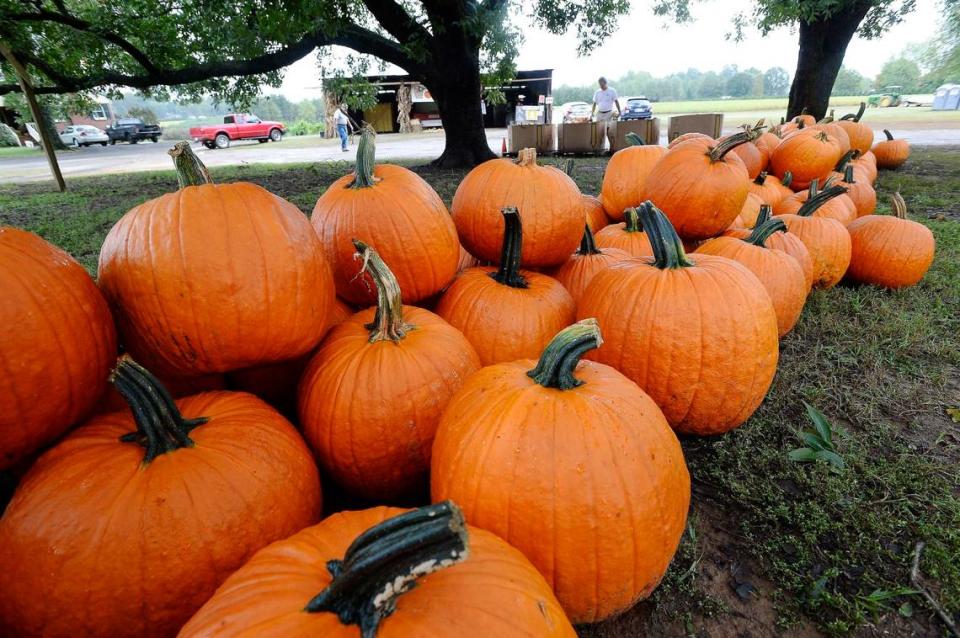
[111,94,326,123]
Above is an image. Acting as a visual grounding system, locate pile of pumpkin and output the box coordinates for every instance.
[0,101,933,637]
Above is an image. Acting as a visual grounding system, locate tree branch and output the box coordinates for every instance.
[360,0,431,44]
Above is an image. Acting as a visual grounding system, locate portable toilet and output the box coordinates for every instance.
[948,85,960,110]
[934,84,960,110]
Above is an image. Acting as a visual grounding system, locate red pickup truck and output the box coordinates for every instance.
[189,113,286,149]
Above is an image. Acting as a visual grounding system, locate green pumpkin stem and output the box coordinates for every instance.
[755,204,773,227]
[577,224,601,255]
[168,142,212,188]
[841,102,866,122]
[305,501,469,638]
[111,355,207,463]
[883,129,895,141]
[797,184,849,218]
[833,149,859,172]
[352,240,412,342]
[625,132,644,146]
[639,201,694,269]
[782,171,793,188]
[623,207,643,233]
[528,319,603,390]
[807,178,820,199]
[350,125,379,189]
[843,165,856,184]
[562,158,575,176]
[744,217,788,247]
[491,207,528,288]
[753,171,768,185]
[708,131,752,161]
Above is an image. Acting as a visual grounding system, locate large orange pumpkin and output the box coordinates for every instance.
[0,357,322,638]
[600,133,667,221]
[99,143,334,376]
[769,127,843,191]
[298,242,480,500]
[776,188,853,289]
[594,206,655,257]
[552,225,633,306]
[451,148,582,267]
[0,228,117,470]
[836,102,874,155]
[727,206,814,292]
[579,203,779,435]
[432,320,690,623]
[435,208,575,365]
[749,171,793,206]
[644,131,752,240]
[179,502,576,638]
[871,129,910,169]
[846,193,934,288]
[668,131,713,148]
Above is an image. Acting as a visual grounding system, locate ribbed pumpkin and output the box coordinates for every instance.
[456,244,480,274]
[600,132,667,221]
[594,206,654,257]
[817,117,852,154]
[858,149,879,183]
[668,131,713,148]
[754,127,783,158]
[179,503,576,638]
[846,193,935,288]
[583,194,609,232]
[552,225,633,305]
[774,180,857,226]
[298,242,480,500]
[769,127,843,191]
[96,369,226,415]
[749,171,793,206]
[792,109,816,127]
[432,320,690,623]
[739,192,765,228]
[776,189,853,289]
[872,129,910,169]
[829,149,872,185]
[836,164,877,218]
[697,217,808,337]
[435,208,575,365]
[729,123,766,178]
[836,103,874,154]
[644,131,752,240]
[99,143,334,376]
[0,228,117,470]
[727,206,814,292]
[0,357,322,638]
[452,148,582,267]
[579,203,779,435]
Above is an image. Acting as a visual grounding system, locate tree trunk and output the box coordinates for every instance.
[787,2,872,120]
[39,105,68,151]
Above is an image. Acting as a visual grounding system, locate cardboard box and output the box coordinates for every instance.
[610,118,661,151]
[667,113,724,142]
[508,123,556,154]
[557,122,606,154]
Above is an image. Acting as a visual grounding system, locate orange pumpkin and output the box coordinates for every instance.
[452,148,582,267]
[594,206,655,257]
[668,131,713,148]
[816,117,852,155]
[96,369,226,415]
[0,357,322,638]
[99,143,334,376]
[0,228,117,470]
[776,188,853,289]
[846,193,934,288]
[727,206,814,292]
[600,133,667,221]
[836,102,873,154]
[435,208,575,365]
[754,127,784,158]
[739,192,765,228]
[298,242,480,500]
[769,127,843,191]
[579,203,779,435]
[792,109,816,127]
[456,244,480,274]
[858,149,879,183]
[552,225,633,306]
[729,124,766,178]
[644,131,752,240]
[871,129,910,169]
[836,164,877,218]
[773,180,857,226]
[583,194,609,232]
[179,502,576,638]
[749,171,793,206]
[432,320,690,623]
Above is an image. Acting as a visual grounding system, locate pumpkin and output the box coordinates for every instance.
[552,225,633,306]
[754,127,784,158]
[0,228,117,470]
[836,164,877,218]
[769,127,843,191]
[773,179,857,226]
[776,186,853,289]
[435,208,575,365]
[727,206,814,292]
[96,369,226,415]
[600,132,667,221]
[644,131,752,240]
[578,203,779,435]
[836,102,874,155]
[594,206,655,257]
[846,193,934,288]
[452,148,582,267]
[739,192,765,228]
[99,143,334,376]
[298,242,480,500]
[0,356,322,638]
[816,116,852,154]
[456,244,480,274]
[697,217,808,337]
[179,502,576,638]
[432,320,690,623]
[749,171,793,206]
[792,109,816,128]
[871,129,910,169]
[859,149,879,182]
[668,131,713,148]
[729,123,766,178]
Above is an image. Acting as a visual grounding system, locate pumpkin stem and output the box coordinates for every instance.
[350,125,379,189]
[640,201,694,269]
[168,142,212,188]
[708,131,752,161]
[527,319,603,390]
[782,171,793,188]
[753,171,768,186]
[111,355,208,463]
[891,192,908,219]
[516,147,537,167]
[755,204,772,227]
[818,115,833,124]
[490,207,528,288]
[807,178,820,199]
[843,165,856,184]
[744,216,788,247]
[577,224,601,255]
[853,101,866,122]
[883,129,895,141]
[625,132,644,146]
[305,501,469,638]
[623,207,643,233]
[797,184,849,218]
[562,158,575,176]
[834,149,859,172]
[352,240,412,342]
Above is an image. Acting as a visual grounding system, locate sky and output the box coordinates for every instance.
[278,0,940,101]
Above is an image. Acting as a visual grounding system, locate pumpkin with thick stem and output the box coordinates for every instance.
[594,206,655,257]
[836,164,877,218]
[816,116,852,154]
[600,132,667,221]
[769,127,844,191]
[729,122,766,178]
[754,126,784,158]
[668,131,713,148]
[552,225,632,305]
[748,171,794,206]
[298,242,480,501]
[739,192,765,228]
[435,208,575,365]
[871,129,910,169]
[179,502,575,638]
[836,102,873,154]
[776,188,853,289]
[773,180,857,225]
[452,148,582,267]
[99,143,334,376]
[846,193,934,289]
[0,227,117,470]
[644,131,752,239]
[0,356,322,638]
[726,206,814,292]
[579,202,779,435]
[432,320,690,623]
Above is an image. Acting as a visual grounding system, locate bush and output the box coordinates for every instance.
[0,123,20,147]
[288,120,325,136]
[161,126,192,141]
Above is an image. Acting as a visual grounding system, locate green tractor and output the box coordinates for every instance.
[867,86,902,108]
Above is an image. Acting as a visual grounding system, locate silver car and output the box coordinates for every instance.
[59,125,109,147]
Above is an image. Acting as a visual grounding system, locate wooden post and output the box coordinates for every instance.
[0,42,66,191]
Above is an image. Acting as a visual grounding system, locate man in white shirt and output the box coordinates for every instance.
[592,77,621,148]
[335,104,352,152]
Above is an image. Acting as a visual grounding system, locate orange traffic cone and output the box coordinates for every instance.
[501,138,507,156]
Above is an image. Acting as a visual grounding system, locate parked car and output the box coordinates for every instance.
[562,102,592,123]
[189,114,286,149]
[59,125,109,147]
[620,97,653,120]
[106,118,162,144]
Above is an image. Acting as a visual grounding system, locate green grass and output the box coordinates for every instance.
[652,96,867,114]
[1,149,957,637]
[0,146,43,158]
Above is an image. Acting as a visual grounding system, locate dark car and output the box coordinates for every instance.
[106,118,162,144]
[620,97,654,120]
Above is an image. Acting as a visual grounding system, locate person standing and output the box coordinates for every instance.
[591,77,621,149]
[335,103,352,152]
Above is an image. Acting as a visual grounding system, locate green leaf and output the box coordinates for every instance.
[899,601,913,617]
[803,401,833,445]
[813,449,846,470]
[800,431,828,451]
[947,407,960,423]
[788,447,817,462]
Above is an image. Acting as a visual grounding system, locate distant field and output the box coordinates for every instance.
[651,96,867,113]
